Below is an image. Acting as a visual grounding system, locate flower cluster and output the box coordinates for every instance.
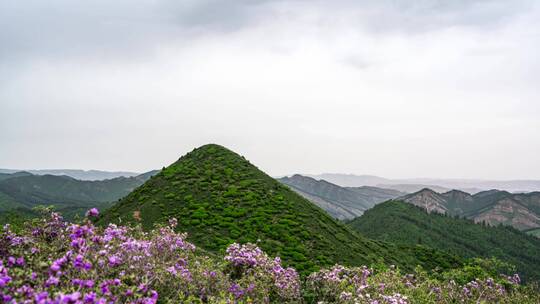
[0,212,302,303]
[224,243,301,301]
[305,264,535,304]
[0,210,538,304]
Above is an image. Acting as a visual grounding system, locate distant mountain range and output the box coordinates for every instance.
[306,173,540,193]
[400,188,540,231]
[278,174,404,220]
[0,170,159,220]
[0,169,140,181]
[279,174,540,233]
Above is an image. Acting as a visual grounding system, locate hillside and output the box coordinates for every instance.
[348,200,540,281]
[400,189,540,231]
[98,144,461,274]
[0,171,33,181]
[0,171,158,220]
[279,174,403,219]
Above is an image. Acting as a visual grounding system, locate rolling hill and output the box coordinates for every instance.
[278,174,404,219]
[348,200,540,281]
[0,170,159,220]
[98,144,461,274]
[401,188,540,231]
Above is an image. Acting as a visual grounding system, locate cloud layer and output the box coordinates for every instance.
[1,0,539,179]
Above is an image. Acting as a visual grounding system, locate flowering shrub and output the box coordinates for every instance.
[305,264,539,304]
[0,209,538,303]
[0,210,300,303]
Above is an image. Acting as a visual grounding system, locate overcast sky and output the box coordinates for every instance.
[1,0,539,179]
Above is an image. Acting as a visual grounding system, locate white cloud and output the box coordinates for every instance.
[0,0,539,179]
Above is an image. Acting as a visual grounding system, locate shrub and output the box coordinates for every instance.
[0,210,538,303]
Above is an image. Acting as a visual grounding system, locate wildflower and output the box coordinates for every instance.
[45,276,60,287]
[340,291,353,301]
[168,217,178,228]
[0,274,11,288]
[83,292,96,303]
[229,283,245,299]
[86,208,99,217]
[108,255,122,267]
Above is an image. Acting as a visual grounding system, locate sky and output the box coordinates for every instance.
[1,0,539,179]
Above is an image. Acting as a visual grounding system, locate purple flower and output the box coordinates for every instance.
[58,291,81,303]
[0,275,11,288]
[35,291,49,302]
[45,276,60,287]
[228,283,245,299]
[108,255,122,267]
[86,208,99,218]
[84,280,95,288]
[7,257,15,267]
[15,257,25,266]
[83,292,96,303]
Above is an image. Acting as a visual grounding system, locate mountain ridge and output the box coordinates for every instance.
[278,174,404,220]
[399,188,540,231]
[0,168,140,181]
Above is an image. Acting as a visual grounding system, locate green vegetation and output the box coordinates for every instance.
[0,208,39,231]
[98,144,462,275]
[525,227,540,238]
[0,171,157,221]
[348,200,540,281]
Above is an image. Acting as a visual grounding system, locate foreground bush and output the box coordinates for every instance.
[0,209,538,303]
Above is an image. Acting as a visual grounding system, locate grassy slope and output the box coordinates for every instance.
[99,144,461,274]
[348,200,540,281]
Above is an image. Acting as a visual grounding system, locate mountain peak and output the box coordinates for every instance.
[417,188,440,194]
[99,145,410,274]
[444,189,471,195]
[400,188,448,214]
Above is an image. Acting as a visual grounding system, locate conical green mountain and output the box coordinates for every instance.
[99,144,459,273]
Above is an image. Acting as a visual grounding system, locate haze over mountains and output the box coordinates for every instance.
[306,173,540,193]
[0,169,139,181]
